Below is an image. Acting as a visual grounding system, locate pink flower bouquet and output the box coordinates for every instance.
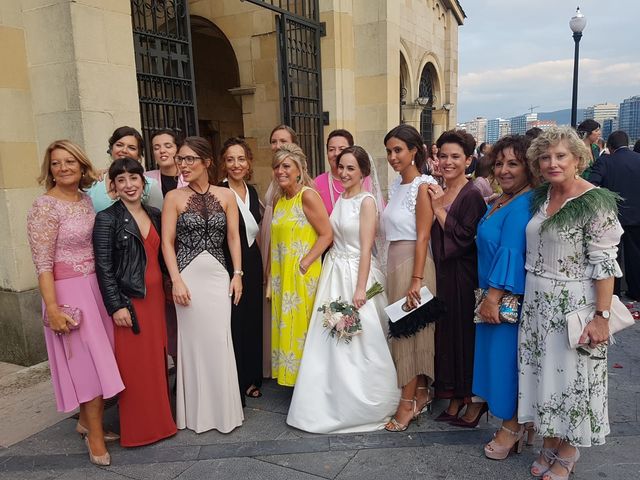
[318,282,384,344]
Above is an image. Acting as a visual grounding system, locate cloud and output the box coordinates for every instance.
[458,58,640,120]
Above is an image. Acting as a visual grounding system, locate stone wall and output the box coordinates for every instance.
[0,0,139,365]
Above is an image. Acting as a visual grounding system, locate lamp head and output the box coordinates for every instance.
[569,7,587,33]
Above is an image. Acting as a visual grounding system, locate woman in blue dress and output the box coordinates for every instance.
[472,135,536,459]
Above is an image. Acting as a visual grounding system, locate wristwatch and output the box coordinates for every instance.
[594,309,610,320]
[233,270,244,277]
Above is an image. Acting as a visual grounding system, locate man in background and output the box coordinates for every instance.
[590,130,640,300]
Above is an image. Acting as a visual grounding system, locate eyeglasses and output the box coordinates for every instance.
[175,155,201,166]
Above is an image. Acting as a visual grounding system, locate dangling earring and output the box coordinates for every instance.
[411,159,415,166]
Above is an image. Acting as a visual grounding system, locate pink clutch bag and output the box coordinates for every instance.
[43,304,82,330]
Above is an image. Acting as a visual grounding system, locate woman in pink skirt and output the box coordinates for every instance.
[27,140,125,466]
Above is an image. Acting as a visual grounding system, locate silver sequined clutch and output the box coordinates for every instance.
[473,289,521,324]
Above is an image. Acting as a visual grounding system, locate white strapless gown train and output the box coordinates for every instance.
[286,193,400,433]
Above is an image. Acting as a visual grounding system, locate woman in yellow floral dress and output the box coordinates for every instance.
[271,143,333,386]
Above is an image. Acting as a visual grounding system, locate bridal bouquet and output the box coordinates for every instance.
[319,282,384,344]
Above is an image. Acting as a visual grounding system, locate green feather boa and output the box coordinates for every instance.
[531,183,621,232]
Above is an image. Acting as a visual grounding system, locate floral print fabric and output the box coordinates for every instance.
[518,188,623,447]
[270,187,321,386]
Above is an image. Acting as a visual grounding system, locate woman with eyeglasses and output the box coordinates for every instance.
[162,136,244,433]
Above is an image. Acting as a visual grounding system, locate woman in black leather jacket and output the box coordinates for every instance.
[93,157,176,447]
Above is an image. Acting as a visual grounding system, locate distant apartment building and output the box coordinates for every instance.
[527,120,557,131]
[602,118,619,141]
[510,113,537,135]
[486,118,510,143]
[619,96,640,143]
[460,117,488,144]
[583,103,619,125]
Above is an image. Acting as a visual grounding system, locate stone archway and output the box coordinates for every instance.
[190,16,243,159]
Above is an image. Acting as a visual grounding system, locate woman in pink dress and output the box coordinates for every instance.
[27,140,125,466]
[313,129,373,215]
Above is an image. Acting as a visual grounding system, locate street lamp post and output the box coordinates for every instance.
[570,7,587,128]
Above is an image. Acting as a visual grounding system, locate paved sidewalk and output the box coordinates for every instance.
[1,319,639,479]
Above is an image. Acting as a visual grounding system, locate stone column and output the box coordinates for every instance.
[0,0,139,365]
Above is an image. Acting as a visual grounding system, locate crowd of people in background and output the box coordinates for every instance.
[27,117,639,479]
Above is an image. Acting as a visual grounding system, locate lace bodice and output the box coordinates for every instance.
[27,194,96,278]
[176,191,227,271]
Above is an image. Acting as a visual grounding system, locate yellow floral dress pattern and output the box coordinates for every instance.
[271,187,321,386]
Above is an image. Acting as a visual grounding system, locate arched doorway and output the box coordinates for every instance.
[190,16,243,159]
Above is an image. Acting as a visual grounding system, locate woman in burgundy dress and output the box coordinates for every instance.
[93,157,177,447]
[427,130,487,427]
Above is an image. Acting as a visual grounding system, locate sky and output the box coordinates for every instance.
[457,0,640,122]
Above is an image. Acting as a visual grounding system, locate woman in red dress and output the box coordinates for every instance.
[93,157,177,446]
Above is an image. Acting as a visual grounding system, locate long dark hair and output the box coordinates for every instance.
[383,124,426,172]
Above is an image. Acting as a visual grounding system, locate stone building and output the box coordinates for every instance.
[0,0,464,364]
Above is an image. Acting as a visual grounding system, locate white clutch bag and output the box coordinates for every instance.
[384,286,434,323]
[565,295,635,349]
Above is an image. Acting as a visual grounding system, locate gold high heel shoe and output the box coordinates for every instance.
[76,422,120,442]
[414,386,434,417]
[84,436,111,466]
[384,398,416,432]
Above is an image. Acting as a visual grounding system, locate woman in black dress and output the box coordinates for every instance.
[219,137,264,402]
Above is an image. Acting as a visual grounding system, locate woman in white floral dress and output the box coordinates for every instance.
[518,127,623,480]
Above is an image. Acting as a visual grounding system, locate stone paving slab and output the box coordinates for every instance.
[0,362,71,448]
[0,308,638,479]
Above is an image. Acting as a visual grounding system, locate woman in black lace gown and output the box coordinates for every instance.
[161,136,244,434]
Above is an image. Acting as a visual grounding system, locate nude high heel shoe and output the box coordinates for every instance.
[484,425,525,460]
[84,436,111,466]
[76,422,120,442]
[542,448,580,480]
[531,448,557,478]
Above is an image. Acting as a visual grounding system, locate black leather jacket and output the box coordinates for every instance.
[93,201,164,315]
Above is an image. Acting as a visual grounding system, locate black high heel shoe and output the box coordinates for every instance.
[434,402,464,422]
[448,402,488,428]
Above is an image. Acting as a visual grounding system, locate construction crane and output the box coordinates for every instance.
[528,105,541,114]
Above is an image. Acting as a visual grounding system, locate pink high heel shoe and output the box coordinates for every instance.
[542,448,580,480]
[484,425,525,460]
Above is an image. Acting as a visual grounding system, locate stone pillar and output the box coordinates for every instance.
[0,0,139,365]
[319,0,356,172]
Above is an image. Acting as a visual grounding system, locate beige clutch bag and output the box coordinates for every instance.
[565,295,635,349]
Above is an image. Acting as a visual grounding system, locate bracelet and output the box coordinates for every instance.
[233,270,244,277]
[412,275,423,280]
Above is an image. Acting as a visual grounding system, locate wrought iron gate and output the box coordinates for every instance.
[245,0,324,175]
[131,0,198,167]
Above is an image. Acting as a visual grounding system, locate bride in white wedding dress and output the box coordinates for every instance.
[286,146,400,434]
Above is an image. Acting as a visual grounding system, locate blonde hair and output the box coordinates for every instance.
[527,126,591,179]
[271,143,315,202]
[38,139,98,191]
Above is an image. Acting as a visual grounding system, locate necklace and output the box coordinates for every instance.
[188,183,210,195]
[329,174,343,207]
[494,183,528,209]
[483,183,529,222]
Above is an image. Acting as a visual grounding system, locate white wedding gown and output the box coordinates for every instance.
[286,193,400,433]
